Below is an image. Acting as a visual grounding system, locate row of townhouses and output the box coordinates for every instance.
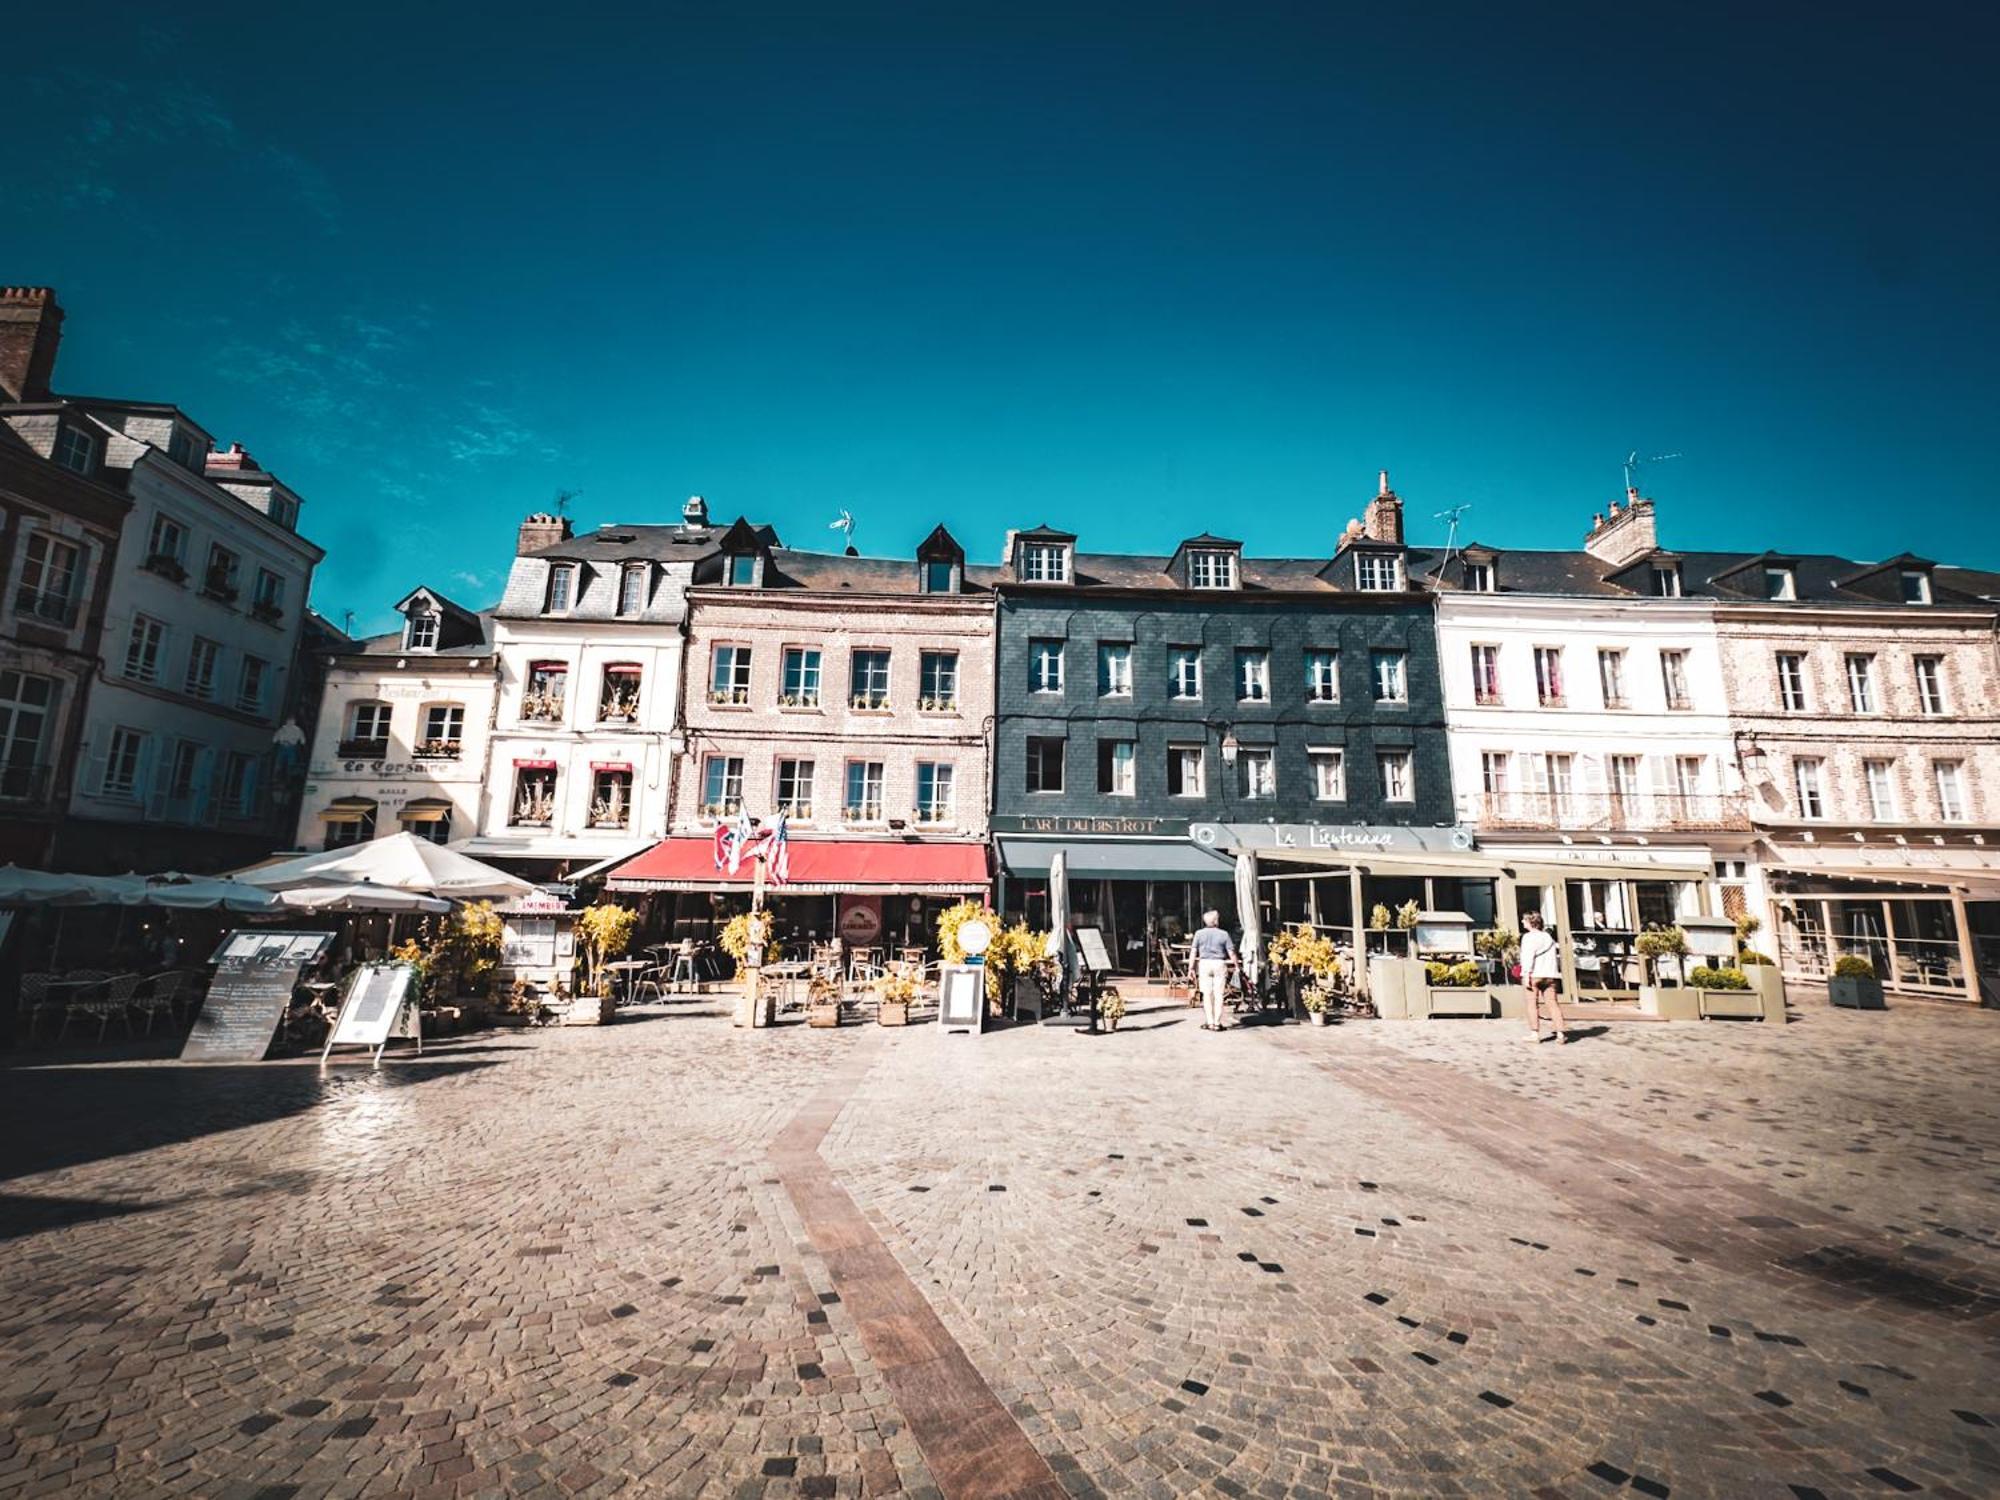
[0,287,335,872]
[300,477,2000,1007]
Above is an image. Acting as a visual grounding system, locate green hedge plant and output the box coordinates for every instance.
[1688,965,1749,991]
[1833,954,1877,980]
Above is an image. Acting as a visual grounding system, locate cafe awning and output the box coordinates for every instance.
[398,799,454,824]
[996,837,1233,883]
[605,838,991,895]
[1763,843,2000,901]
[321,797,377,824]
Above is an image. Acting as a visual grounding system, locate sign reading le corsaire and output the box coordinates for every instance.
[1189,822,1476,854]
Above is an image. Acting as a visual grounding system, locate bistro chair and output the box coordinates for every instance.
[20,974,59,1041]
[847,946,883,988]
[668,940,701,994]
[62,973,142,1042]
[130,972,188,1034]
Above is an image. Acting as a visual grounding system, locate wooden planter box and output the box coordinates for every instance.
[878,1001,909,1027]
[1829,974,1885,1010]
[807,1002,842,1028]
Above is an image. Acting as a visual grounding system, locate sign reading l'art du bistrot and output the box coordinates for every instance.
[1189,822,1476,855]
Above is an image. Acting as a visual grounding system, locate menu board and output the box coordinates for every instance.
[1074,925,1114,975]
[938,963,985,1032]
[328,963,419,1049]
[183,930,336,1062]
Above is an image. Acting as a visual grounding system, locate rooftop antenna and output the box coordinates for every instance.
[342,609,356,638]
[1622,451,1681,496]
[554,487,580,518]
[828,509,856,554]
[1433,503,1472,580]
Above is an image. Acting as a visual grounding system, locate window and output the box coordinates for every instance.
[1659,649,1691,710]
[710,645,752,706]
[545,565,576,613]
[1167,743,1205,797]
[1776,653,1807,712]
[1378,749,1414,803]
[344,701,390,752]
[1306,650,1340,703]
[1370,649,1407,703]
[598,664,642,722]
[1355,553,1401,591]
[1863,759,1898,821]
[1470,645,1500,705]
[1029,639,1064,694]
[404,804,451,845]
[404,612,439,650]
[1763,566,1796,600]
[617,563,648,615]
[1026,736,1065,794]
[147,512,188,568]
[101,727,147,799]
[1597,649,1627,709]
[420,703,464,756]
[17,533,82,624]
[236,650,267,710]
[251,569,284,619]
[589,768,633,828]
[168,429,200,470]
[1536,752,1574,815]
[1018,543,1069,582]
[726,553,757,586]
[1481,751,1511,796]
[325,799,375,849]
[222,752,257,819]
[1901,570,1932,605]
[1188,550,1236,589]
[1309,748,1345,801]
[512,766,558,825]
[701,756,745,817]
[920,650,959,710]
[203,544,240,600]
[1169,648,1202,699]
[0,671,55,798]
[1098,643,1132,697]
[53,425,95,474]
[1674,756,1705,798]
[850,649,891,709]
[780,647,822,707]
[916,762,955,824]
[1914,656,1946,716]
[1845,653,1876,714]
[1935,761,1966,822]
[845,760,884,821]
[923,559,955,594]
[1238,747,1275,799]
[1794,758,1826,820]
[1236,649,1270,703]
[124,615,166,682]
[184,637,219,700]
[1608,754,1641,801]
[1098,740,1135,796]
[1533,646,1564,707]
[1650,563,1681,597]
[1463,561,1494,592]
[167,740,201,801]
[523,661,567,721]
[776,759,815,818]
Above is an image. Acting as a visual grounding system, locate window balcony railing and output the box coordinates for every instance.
[412,738,462,760]
[519,692,566,722]
[13,589,78,627]
[1472,790,1751,834]
[143,553,188,583]
[0,763,54,803]
[338,737,389,759]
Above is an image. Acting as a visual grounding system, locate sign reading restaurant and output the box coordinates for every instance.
[1188,821,1477,855]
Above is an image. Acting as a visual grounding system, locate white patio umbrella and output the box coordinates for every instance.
[277,882,451,915]
[1046,848,1073,994]
[231,832,533,900]
[0,866,112,906]
[120,872,281,912]
[1235,851,1261,992]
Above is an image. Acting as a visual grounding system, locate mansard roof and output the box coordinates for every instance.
[705,547,1001,597]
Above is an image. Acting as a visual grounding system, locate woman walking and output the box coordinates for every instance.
[1191,910,1238,1031]
[1518,910,1568,1044]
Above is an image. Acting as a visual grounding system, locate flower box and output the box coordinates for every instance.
[808,1001,842,1028]
[878,1001,909,1027]
[1829,974,1885,1010]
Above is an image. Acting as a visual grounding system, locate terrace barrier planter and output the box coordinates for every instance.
[1639,983,1699,1021]
[1829,974,1886,1010]
[807,1002,842,1028]
[1422,985,1497,1018]
[878,1001,909,1027]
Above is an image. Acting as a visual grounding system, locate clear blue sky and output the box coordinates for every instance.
[10,1,1997,630]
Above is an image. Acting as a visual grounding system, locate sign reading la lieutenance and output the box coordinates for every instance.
[1189,822,1476,855]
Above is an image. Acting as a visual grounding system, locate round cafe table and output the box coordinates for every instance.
[602,959,653,1005]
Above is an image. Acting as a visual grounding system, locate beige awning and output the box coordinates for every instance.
[1257,846,1709,883]
[398,800,453,824]
[321,798,377,824]
[1764,844,2000,901]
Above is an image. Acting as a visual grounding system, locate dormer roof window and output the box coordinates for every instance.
[1018,543,1068,582]
[1764,565,1797,600]
[1355,552,1402,592]
[1649,561,1682,597]
[1455,546,1499,592]
[405,611,439,651]
[53,424,96,475]
[726,554,757,586]
[715,516,769,587]
[1188,550,1236,589]
[1901,568,1932,604]
[545,563,577,613]
[917,523,965,594]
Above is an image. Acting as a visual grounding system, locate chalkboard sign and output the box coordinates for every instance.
[938,963,985,1032]
[183,930,336,1063]
[323,963,421,1063]
[1074,925,1114,975]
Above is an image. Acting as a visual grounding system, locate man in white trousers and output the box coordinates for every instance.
[1191,910,1238,1031]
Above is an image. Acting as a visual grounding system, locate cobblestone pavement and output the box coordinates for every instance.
[2,994,1996,1499]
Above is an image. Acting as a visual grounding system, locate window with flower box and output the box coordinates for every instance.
[850,650,891,709]
[776,759,815,819]
[920,650,959,711]
[701,756,744,817]
[915,762,955,824]
[589,766,633,828]
[845,760,884,820]
[512,765,558,826]
[521,661,568,721]
[780,647,822,707]
[341,702,391,758]
[417,703,464,758]
[598,664,642,722]
[710,645,752,706]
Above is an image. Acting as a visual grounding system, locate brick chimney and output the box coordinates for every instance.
[517,511,573,554]
[1362,469,1404,545]
[0,287,64,402]
[206,442,258,472]
[1583,488,1660,565]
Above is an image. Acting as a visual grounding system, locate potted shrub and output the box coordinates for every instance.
[1097,990,1127,1032]
[1686,963,1767,1020]
[1422,958,1492,1017]
[873,968,916,1026]
[807,968,843,1027]
[1636,925,1694,1018]
[1301,985,1331,1026]
[720,911,781,1027]
[1829,954,1885,1010]
[1267,923,1337,1017]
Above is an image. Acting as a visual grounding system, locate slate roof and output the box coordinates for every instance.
[347,609,496,657]
[713,548,1002,596]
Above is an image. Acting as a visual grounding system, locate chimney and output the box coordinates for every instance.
[1362,470,1404,545]
[0,286,64,402]
[205,442,257,473]
[517,511,573,554]
[682,494,709,528]
[1584,488,1660,565]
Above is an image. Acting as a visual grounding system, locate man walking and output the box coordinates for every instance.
[1192,910,1238,1031]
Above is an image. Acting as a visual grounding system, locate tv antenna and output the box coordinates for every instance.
[1622,451,1681,493]
[1433,503,1472,579]
[828,509,856,552]
[554,487,581,518]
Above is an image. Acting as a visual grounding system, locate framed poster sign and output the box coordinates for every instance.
[185,930,337,1062]
[938,963,985,1032]
[323,962,422,1064]
[1074,925,1114,975]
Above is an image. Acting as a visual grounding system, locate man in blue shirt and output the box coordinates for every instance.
[1191,910,1238,1031]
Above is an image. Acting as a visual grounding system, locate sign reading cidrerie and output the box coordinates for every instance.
[321,962,422,1066]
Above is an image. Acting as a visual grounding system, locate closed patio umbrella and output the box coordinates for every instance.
[1046,848,1072,994]
[1235,851,1261,993]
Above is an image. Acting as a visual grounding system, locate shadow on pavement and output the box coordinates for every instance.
[0,1056,503,1184]
[0,1190,193,1242]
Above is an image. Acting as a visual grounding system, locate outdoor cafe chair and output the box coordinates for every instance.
[130,972,188,1034]
[847,946,883,987]
[667,940,701,993]
[20,974,60,1041]
[62,973,142,1042]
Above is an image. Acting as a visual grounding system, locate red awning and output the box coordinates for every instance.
[604,837,990,895]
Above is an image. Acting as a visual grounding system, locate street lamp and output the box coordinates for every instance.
[1219,727,1240,765]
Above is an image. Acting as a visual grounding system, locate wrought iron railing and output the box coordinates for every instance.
[1472,790,1751,833]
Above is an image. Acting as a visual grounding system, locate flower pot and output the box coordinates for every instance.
[1103,1016,1120,1032]
[1829,974,1885,1010]
[808,1003,842,1028]
[878,1001,909,1027]
[1308,1010,1327,1026]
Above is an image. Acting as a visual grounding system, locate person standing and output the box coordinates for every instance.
[1191,910,1238,1031]
[1518,910,1568,1043]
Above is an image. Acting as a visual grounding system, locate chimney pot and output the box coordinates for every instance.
[1361,474,1404,546]
[682,494,710,528]
[1583,494,1660,565]
[0,285,64,402]
[517,510,574,555]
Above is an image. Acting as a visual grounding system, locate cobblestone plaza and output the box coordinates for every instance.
[2,999,1996,1499]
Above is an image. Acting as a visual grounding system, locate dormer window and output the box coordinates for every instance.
[1900,569,1932,605]
[1463,561,1494,592]
[726,553,757,587]
[54,425,96,474]
[1018,542,1070,583]
[1649,562,1682,597]
[923,559,956,594]
[405,612,439,651]
[617,563,648,615]
[1355,553,1402,592]
[1188,550,1236,589]
[546,564,577,613]
[1764,566,1796,600]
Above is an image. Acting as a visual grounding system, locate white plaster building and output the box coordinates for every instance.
[465,498,736,877]
[295,590,496,851]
